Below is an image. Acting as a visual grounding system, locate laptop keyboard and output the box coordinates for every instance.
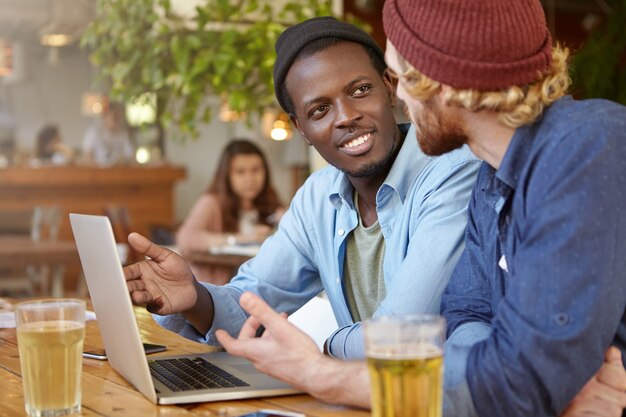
[149,357,250,392]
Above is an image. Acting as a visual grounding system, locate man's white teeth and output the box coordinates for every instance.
[343,133,371,148]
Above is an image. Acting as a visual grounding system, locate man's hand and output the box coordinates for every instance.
[216,292,324,389]
[561,346,626,417]
[216,292,371,408]
[123,232,197,315]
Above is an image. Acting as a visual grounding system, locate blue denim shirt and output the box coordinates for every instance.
[441,97,626,417]
[156,124,481,359]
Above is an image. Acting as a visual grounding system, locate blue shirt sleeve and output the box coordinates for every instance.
[442,322,492,417]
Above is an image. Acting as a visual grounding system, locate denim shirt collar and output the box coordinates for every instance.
[495,126,533,192]
[485,108,544,213]
[496,96,572,191]
[329,123,421,208]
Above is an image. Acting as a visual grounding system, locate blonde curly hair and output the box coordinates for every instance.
[398,44,572,129]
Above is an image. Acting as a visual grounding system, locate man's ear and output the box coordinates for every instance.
[382,69,398,108]
[290,114,311,145]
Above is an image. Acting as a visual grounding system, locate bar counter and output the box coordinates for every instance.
[0,164,186,293]
[0,164,186,240]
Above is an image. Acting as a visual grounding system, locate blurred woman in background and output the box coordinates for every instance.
[176,139,284,284]
[35,124,74,164]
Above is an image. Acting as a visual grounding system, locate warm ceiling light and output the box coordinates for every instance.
[262,110,293,141]
[135,147,151,164]
[270,114,292,141]
[81,92,107,116]
[40,33,73,47]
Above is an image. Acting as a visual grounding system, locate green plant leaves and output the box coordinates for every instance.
[571,0,626,105]
[81,0,367,139]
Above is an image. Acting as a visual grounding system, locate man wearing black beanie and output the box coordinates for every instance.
[125,16,479,361]
[272,16,386,114]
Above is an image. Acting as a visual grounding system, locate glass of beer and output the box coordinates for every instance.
[16,299,86,417]
[364,315,445,417]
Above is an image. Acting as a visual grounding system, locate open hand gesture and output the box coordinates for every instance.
[123,232,197,315]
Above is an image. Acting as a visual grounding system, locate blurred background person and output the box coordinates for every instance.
[82,101,134,166]
[35,124,74,165]
[176,139,284,284]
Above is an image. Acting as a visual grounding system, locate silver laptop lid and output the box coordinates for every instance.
[70,213,157,403]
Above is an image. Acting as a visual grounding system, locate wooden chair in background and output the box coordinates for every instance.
[103,204,141,264]
[0,206,61,296]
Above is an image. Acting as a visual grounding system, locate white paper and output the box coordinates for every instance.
[0,312,15,329]
[209,244,260,257]
[0,310,97,329]
[288,296,339,352]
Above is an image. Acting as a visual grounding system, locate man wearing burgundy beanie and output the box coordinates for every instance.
[217,2,626,416]
[382,0,626,416]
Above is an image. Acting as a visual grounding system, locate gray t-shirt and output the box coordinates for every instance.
[343,193,386,322]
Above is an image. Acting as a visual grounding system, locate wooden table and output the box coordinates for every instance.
[0,237,79,297]
[186,251,253,271]
[0,302,369,417]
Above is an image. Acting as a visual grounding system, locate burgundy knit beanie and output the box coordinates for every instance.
[382,0,553,91]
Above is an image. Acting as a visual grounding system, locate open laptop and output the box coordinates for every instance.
[69,213,301,405]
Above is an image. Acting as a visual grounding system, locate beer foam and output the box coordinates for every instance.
[367,342,442,360]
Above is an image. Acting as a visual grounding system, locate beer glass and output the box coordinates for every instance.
[364,315,445,417]
[16,299,86,417]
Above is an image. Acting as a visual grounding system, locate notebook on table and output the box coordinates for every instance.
[69,213,301,405]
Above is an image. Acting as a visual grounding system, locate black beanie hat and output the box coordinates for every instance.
[273,16,385,113]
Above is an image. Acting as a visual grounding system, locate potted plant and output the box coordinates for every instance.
[571,0,626,105]
[81,0,359,140]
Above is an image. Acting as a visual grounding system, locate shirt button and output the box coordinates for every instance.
[338,229,345,236]
[554,313,569,326]
[336,277,340,284]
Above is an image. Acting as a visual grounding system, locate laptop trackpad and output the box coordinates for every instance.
[230,363,262,375]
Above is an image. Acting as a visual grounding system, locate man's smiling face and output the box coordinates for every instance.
[286,41,400,179]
